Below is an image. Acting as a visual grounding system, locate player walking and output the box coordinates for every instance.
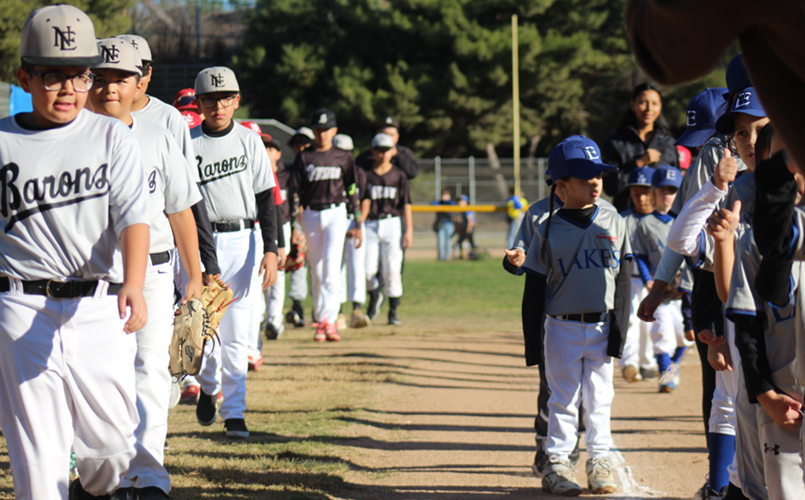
[0,5,150,498]
[520,136,631,496]
[364,133,414,326]
[191,67,278,438]
[89,38,203,499]
[288,108,361,341]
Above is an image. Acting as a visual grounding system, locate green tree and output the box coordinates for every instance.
[0,0,135,83]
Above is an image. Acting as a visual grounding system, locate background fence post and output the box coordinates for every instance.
[435,156,441,200]
[469,155,476,205]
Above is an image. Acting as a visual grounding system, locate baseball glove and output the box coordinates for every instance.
[169,277,235,377]
[284,242,307,272]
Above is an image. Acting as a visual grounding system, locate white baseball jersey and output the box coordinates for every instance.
[0,109,148,281]
[191,123,275,222]
[512,195,617,252]
[131,118,201,253]
[727,229,803,409]
[522,207,631,315]
[133,95,199,183]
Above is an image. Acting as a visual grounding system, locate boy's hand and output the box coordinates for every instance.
[698,328,726,347]
[259,253,278,289]
[504,248,526,267]
[181,277,203,305]
[707,340,732,371]
[707,200,741,243]
[203,273,221,286]
[757,390,803,430]
[403,230,413,249]
[118,285,147,334]
[277,247,287,269]
[685,330,696,342]
[637,280,668,321]
[712,149,738,191]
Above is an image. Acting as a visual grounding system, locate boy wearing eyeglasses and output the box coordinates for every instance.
[190,66,279,439]
[0,5,150,499]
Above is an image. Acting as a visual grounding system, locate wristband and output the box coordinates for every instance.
[353,210,362,221]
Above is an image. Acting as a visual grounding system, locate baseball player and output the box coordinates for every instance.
[0,5,150,498]
[520,135,631,496]
[288,108,361,341]
[356,117,420,179]
[632,166,692,393]
[364,133,414,326]
[89,38,202,499]
[174,88,203,129]
[618,166,657,382]
[191,66,279,438]
[333,133,372,328]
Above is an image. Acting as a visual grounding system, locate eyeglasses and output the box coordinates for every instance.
[198,95,238,108]
[26,70,94,92]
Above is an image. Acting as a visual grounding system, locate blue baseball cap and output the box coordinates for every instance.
[625,166,655,188]
[715,87,766,134]
[547,135,617,181]
[651,165,682,189]
[725,54,752,97]
[675,88,728,148]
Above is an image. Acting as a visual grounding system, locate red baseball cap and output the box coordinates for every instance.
[240,120,277,143]
[180,110,202,128]
[173,88,197,111]
[676,145,692,170]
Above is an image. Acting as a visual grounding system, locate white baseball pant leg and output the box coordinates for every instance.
[302,204,348,325]
[121,261,175,493]
[735,352,766,500]
[620,277,646,369]
[265,221,291,332]
[544,316,614,459]
[344,218,367,304]
[198,228,257,420]
[288,264,308,301]
[650,300,686,356]
[365,217,404,298]
[248,223,265,360]
[758,409,805,500]
[709,318,740,485]
[0,288,138,499]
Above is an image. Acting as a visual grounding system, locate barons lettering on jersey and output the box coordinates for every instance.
[306,164,342,182]
[148,169,157,193]
[370,184,398,200]
[196,154,248,185]
[0,162,109,232]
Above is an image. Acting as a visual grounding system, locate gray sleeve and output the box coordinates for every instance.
[653,247,686,283]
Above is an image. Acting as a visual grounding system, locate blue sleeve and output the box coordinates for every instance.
[635,255,652,284]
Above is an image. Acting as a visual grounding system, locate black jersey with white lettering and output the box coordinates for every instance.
[365,165,411,220]
[290,147,359,212]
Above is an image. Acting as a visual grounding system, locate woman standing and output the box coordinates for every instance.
[603,83,679,211]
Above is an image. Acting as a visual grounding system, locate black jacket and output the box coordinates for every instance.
[356,145,420,179]
[602,125,679,211]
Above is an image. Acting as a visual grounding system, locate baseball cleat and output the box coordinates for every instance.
[224,418,250,438]
[247,354,263,371]
[349,308,370,328]
[542,456,582,497]
[134,486,169,500]
[659,363,680,393]
[388,309,401,326]
[586,457,617,494]
[367,289,384,320]
[621,365,641,383]
[70,478,112,499]
[640,366,659,380]
[180,384,200,405]
[325,322,341,342]
[313,322,327,342]
[196,390,219,426]
[336,313,348,331]
[264,322,282,340]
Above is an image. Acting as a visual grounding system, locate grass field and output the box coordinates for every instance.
[0,259,526,499]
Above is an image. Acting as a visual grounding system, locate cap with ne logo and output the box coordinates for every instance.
[715,87,766,134]
[625,166,655,188]
[92,38,142,76]
[20,4,103,67]
[114,34,152,63]
[547,135,617,181]
[675,87,728,148]
[651,165,682,189]
[310,108,336,129]
[195,66,240,96]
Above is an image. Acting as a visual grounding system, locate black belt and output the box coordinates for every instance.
[551,312,610,323]
[150,251,170,265]
[211,219,255,232]
[0,277,122,298]
[305,203,342,211]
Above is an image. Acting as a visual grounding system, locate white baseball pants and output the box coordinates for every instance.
[121,261,175,493]
[759,411,805,500]
[264,222,291,332]
[365,217,404,298]
[620,277,655,369]
[544,315,614,459]
[198,227,257,420]
[0,289,138,499]
[301,204,348,325]
[288,264,308,301]
[651,299,691,356]
[340,217,367,304]
[248,223,266,360]
[734,354,766,500]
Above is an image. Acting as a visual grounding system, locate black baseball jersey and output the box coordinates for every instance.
[275,159,291,224]
[290,147,359,212]
[365,166,411,220]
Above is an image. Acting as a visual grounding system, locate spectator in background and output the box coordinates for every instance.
[356,117,419,179]
[505,189,527,249]
[602,82,679,211]
[431,189,455,260]
[454,195,478,260]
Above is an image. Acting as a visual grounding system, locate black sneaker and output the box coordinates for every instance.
[134,486,169,500]
[109,487,135,500]
[196,389,218,426]
[225,418,250,438]
[69,479,111,499]
[264,322,280,340]
[367,289,384,320]
[388,309,401,326]
[292,300,305,327]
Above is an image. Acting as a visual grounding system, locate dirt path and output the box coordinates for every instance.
[288,328,707,499]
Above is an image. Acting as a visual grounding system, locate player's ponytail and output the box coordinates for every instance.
[541,184,557,264]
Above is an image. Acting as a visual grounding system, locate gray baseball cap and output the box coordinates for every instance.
[93,38,142,76]
[115,34,152,62]
[20,4,103,67]
[333,134,354,151]
[195,66,240,95]
[371,133,395,149]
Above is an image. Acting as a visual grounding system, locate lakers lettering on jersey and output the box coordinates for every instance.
[557,247,623,277]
